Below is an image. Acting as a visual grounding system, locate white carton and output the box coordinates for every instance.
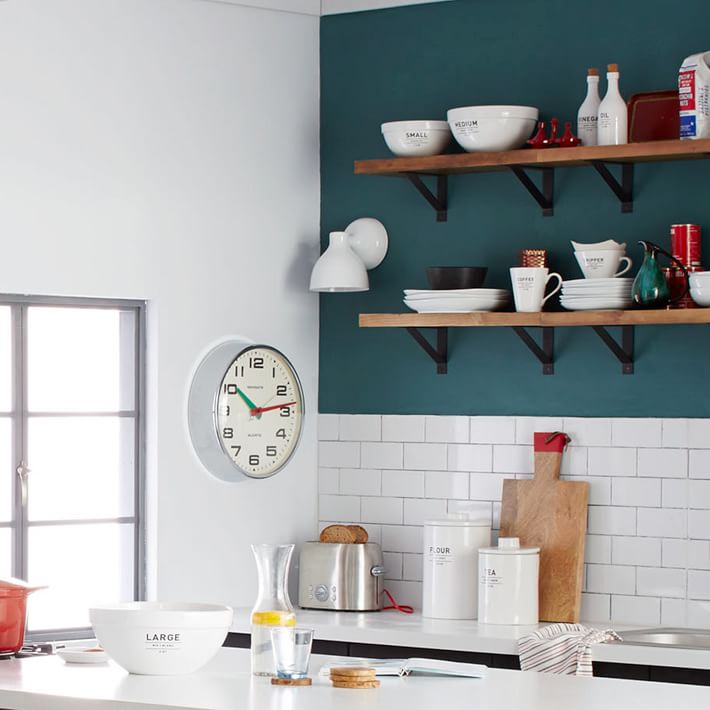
[679,51,710,139]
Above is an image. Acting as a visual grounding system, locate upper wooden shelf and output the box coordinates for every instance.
[354,138,710,176]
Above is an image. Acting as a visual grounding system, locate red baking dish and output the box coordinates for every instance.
[628,90,680,142]
[0,578,47,654]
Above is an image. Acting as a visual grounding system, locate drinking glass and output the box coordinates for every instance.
[270,627,314,679]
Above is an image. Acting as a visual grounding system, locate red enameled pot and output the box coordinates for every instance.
[0,578,47,654]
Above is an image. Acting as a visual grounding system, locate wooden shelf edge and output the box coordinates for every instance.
[355,138,710,176]
[359,310,710,328]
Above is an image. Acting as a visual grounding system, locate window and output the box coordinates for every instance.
[0,296,146,638]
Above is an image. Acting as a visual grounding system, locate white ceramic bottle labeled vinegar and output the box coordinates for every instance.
[577,68,600,145]
[597,63,628,145]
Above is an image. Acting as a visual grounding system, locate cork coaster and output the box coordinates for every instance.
[331,679,380,689]
[271,677,312,686]
[329,667,376,678]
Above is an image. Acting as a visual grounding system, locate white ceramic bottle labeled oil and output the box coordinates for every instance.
[577,67,600,145]
[597,63,628,145]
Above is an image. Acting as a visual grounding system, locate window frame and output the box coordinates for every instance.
[0,294,147,641]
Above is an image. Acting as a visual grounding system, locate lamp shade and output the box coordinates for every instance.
[309,232,369,292]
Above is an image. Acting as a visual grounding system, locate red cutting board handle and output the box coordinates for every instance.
[533,432,571,482]
[534,431,570,453]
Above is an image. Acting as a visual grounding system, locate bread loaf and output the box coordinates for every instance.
[347,525,369,543]
[319,524,357,544]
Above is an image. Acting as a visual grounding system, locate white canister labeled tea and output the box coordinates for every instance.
[478,537,539,625]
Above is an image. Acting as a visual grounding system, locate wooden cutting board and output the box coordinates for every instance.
[500,432,589,623]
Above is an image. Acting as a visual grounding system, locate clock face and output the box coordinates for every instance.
[214,346,303,478]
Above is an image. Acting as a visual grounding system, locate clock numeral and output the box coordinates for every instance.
[272,367,276,378]
[249,357,264,369]
[223,384,237,395]
[222,427,234,439]
[218,404,231,416]
[280,406,291,417]
[276,428,286,439]
[266,446,277,457]
[234,365,245,378]
[276,385,287,397]
[230,445,241,457]
[249,454,260,467]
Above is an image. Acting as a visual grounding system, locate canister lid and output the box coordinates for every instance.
[424,513,491,527]
[479,537,539,555]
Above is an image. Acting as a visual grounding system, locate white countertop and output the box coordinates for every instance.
[231,608,710,670]
[0,647,709,710]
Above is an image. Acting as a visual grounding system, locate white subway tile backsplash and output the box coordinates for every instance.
[689,449,710,478]
[319,441,360,468]
[689,480,710,509]
[469,473,505,501]
[493,445,533,474]
[319,467,339,494]
[404,498,447,526]
[403,553,423,581]
[470,417,516,444]
[612,419,662,448]
[637,508,686,538]
[382,415,426,442]
[382,580,422,608]
[563,418,612,447]
[382,552,402,580]
[585,535,612,564]
[403,443,446,471]
[689,510,710,540]
[588,506,636,536]
[661,598,687,626]
[588,447,636,477]
[560,447,588,477]
[425,471,469,499]
[687,600,710,629]
[318,414,339,441]
[381,525,423,554]
[662,479,688,508]
[448,444,493,472]
[637,448,687,478]
[362,442,402,470]
[447,500,493,524]
[611,595,661,625]
[382,470,425,498]
[662,419,688,448]
[581,593,611,622]
[515,417,564,444]
[586,564,635,594]
[361,496,403,525]
[637,567,686,598]
[319,494,360,522]
[339,468,381,496]
[611,478,661,507]
[688,570,710,600]
[688,420,710,449]
[612,537,661,567]
[339,415,381,442]
[425,416,469,443]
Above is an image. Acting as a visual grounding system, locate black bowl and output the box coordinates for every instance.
[426,266,488,290]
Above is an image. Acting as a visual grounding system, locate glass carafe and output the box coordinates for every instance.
[250,544,295,676]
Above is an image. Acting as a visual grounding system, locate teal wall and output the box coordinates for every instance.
[319,0,710,417]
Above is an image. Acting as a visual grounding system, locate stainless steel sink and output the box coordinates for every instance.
[613,628,710,650]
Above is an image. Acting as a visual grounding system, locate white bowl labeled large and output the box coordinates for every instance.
[90,602,233,675]
[381,120,451,157]
[447,105,538,152]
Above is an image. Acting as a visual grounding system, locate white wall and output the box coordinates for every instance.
[0,0,320,607]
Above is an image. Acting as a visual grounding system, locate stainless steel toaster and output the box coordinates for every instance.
[298,542,384,611]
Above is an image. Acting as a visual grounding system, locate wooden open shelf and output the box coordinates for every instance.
[354,138,710,220]
[359,309,710,375]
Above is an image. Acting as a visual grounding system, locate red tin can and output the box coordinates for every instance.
[670,224,701,267]
[663,265,701,309]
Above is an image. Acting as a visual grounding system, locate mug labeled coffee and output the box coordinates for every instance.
[575,250,632,279]
[510,267,562,312]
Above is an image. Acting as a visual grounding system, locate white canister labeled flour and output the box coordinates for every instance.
[422,517,491,619]
[478,537,539,625]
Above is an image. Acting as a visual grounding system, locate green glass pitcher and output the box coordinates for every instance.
[631,240,689,309]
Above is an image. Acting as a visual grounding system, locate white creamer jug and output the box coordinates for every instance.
[679,51,710,139]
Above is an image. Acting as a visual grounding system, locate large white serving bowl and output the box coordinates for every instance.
[447,105,538,152]
[381,120,451,157]
[90,602,233,675]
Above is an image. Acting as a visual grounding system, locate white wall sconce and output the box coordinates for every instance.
[309,218,388,292]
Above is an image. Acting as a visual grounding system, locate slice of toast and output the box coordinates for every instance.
[347,525,369,544]
[319,524,357,544]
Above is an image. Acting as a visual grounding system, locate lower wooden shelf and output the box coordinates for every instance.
[358,309,710,375]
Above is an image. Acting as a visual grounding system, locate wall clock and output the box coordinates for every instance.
[187,337,304,482]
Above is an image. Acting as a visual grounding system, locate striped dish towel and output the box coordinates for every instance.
[518,623,622,676]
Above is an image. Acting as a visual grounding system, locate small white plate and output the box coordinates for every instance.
[403,297,508,313]
[57,647,108,664]
[403,288,510,298]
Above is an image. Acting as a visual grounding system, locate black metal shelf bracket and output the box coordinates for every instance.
[509,166,554,216]
[405,174,448,222]
[591,325,635,374]
[591,161,634,213]
[405,327,448,374]
[511,326,555,374]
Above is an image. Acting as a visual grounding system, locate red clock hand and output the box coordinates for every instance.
[251,401,296,416]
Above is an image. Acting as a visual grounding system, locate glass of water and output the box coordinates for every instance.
[270,627,314,679]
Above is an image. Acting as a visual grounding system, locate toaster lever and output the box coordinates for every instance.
[370,565,385,577]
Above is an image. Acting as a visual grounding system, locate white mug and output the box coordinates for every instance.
[574,250,632,279]
[510,267,562,312]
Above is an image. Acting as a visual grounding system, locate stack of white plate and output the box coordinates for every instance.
[403,288,511,313]
[559,278,633,311]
